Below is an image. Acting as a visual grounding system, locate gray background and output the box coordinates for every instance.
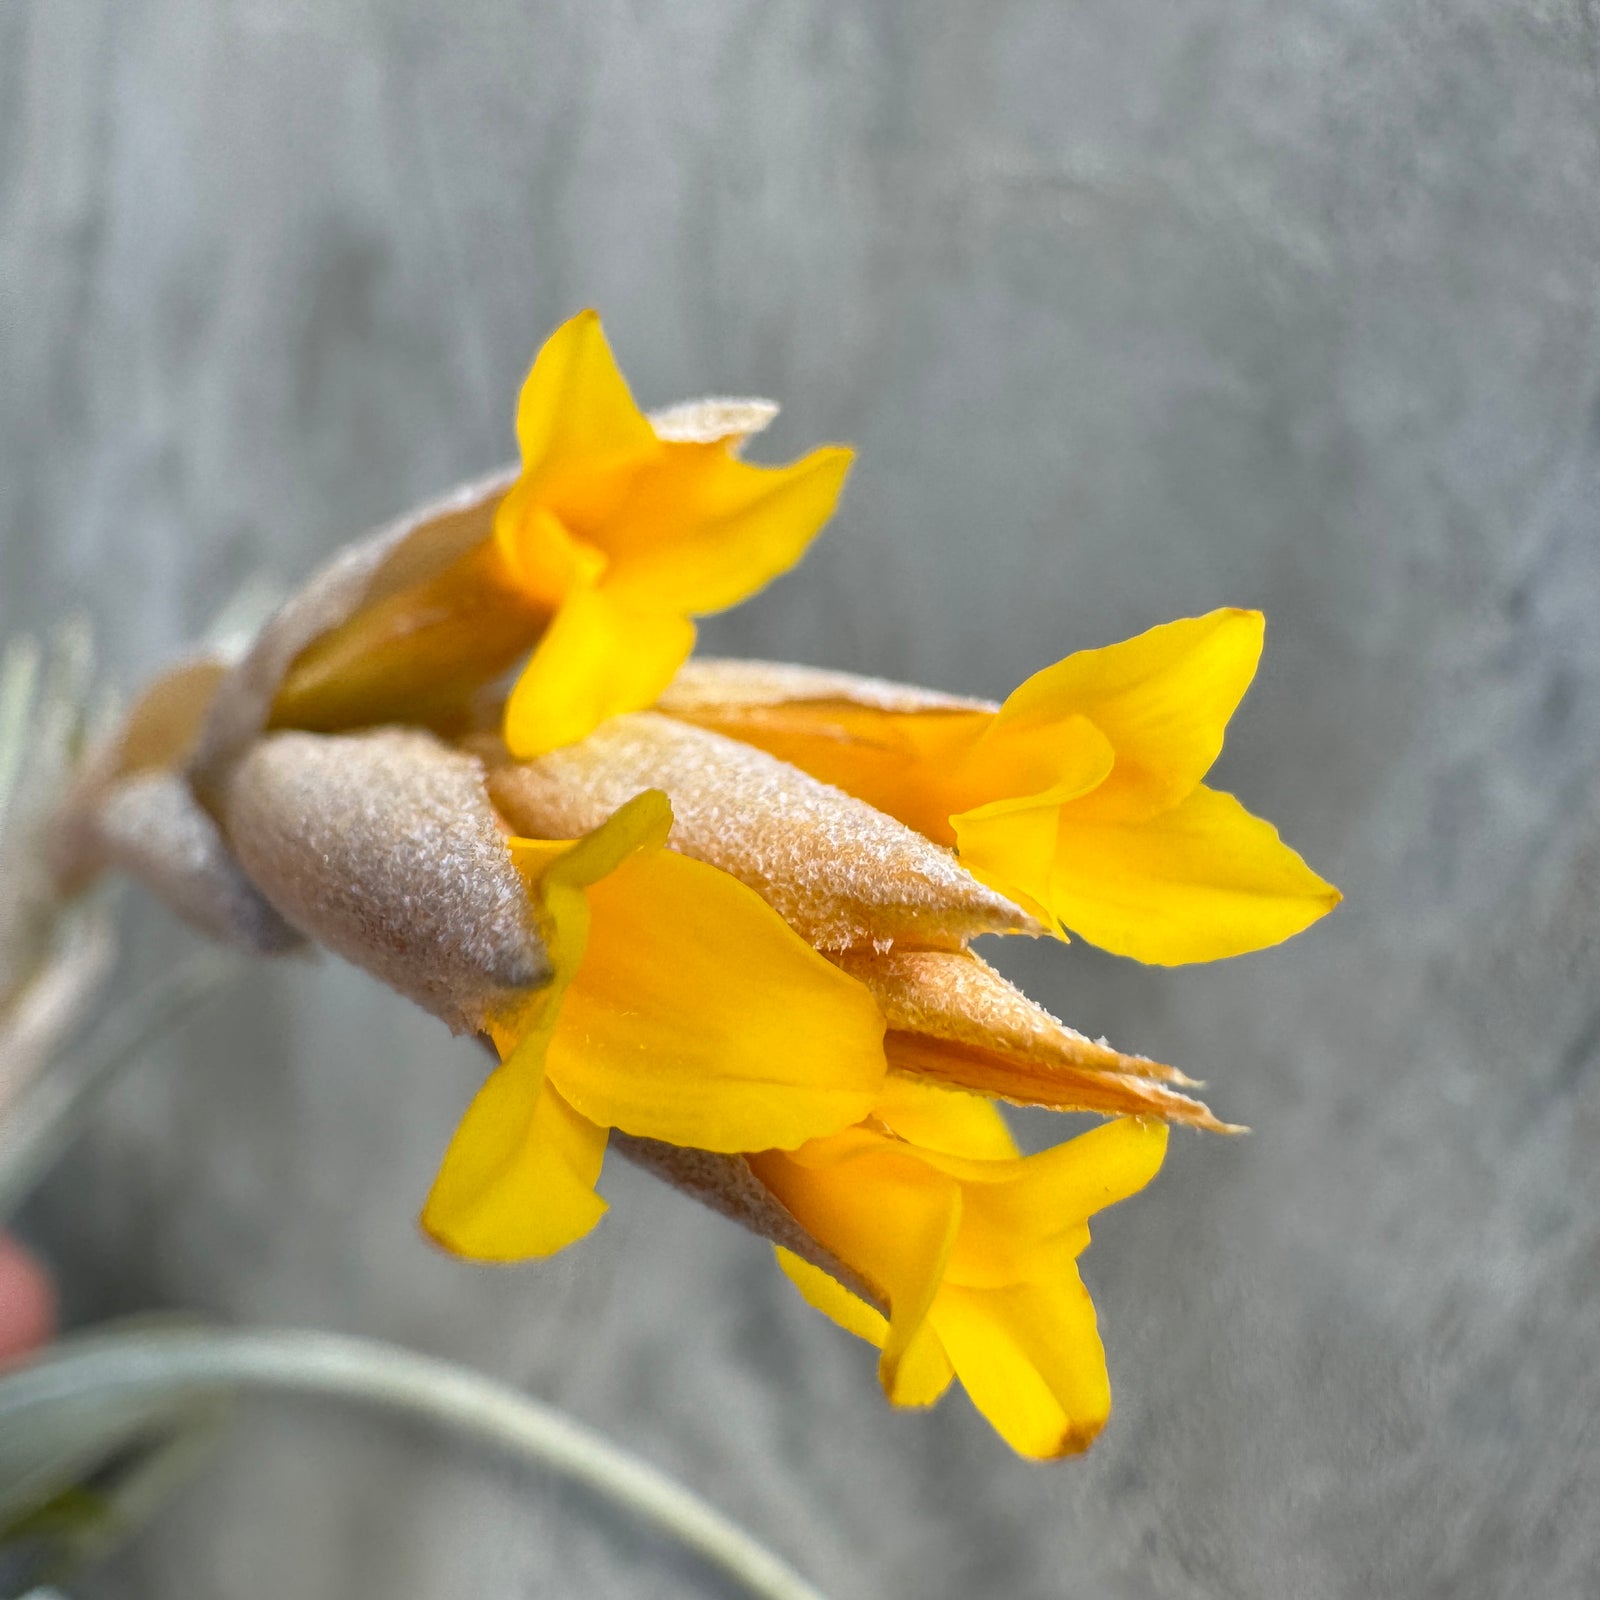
[4,1,1599,1596]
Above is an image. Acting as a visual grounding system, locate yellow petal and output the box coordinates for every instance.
[510,309,660,525]
[492,495,608,610]
[875,1179,960,1409]
[775,1248,955,1407]
[664,688,1114,849]
[868,1074,1021,1161]
[776,1246,889,1344]
[539,821,888,1152]
[597,443,854,615]
[934,1118,1169,1291]
[421,1044,609,1261]
[503,583,697,759]
[417,792,675,1259]
[503,313,847,624]
[753,1140,961,1403]
[502,785,676,973]
[913,716,1115,918]
[997,609,1264,820]
[889,1318,960,1409]
[953,713,1114,819]
[660,638,1327,968]
[764,1117,1163,1454]
[931,1275,1111,1458]
[1039,783,1342,964]
[950,798,1073,933]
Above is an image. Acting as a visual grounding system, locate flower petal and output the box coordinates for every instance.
[1043,783,1342,964]
[421,1055,609,1262]
[948,799,1070,931]
[762,1115,1164,1454]
[503,583,697,759]
[511,309,659,523]
[542,818,889,1151]
[753,1139,962,1403]
[775,1248,955,1407]
[954,714,1114,821]
[598,443,854,616]
[953,720,1120,934]
[492,497,608,610]
[416,791,676,1260]
[930,1275,1111,1458]
[997,609,1264,820]
[775,1246,890,1344]
[935,1118,1169,1290]
[663,680,1113,849]
[867,1074,1020,1161]
[661,696,989,843]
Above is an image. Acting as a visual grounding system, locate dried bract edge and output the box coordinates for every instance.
[48,654,301,956]
[834,947,1231,1128]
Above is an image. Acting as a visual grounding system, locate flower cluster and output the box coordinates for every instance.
[52,312,1338,1459]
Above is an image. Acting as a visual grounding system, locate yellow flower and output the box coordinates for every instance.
[751,1076,1168,1459]
[31,281,1363,1474]
[269,312,852,758]
[64,654,1221,1463]
[50,328,1342,1461]
[496,312,852,758]
[482,710,1234,1131]
[661,609,1340,963]
[420,788,888,1260]
[195,717,1211,1293]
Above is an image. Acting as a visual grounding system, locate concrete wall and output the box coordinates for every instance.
[4,3,1598,1595]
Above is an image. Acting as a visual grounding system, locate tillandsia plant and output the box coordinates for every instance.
[46,311,1339,1461]
[1,628,116,1125]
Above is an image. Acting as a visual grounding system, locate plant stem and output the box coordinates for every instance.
[0,1326,832,1600]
